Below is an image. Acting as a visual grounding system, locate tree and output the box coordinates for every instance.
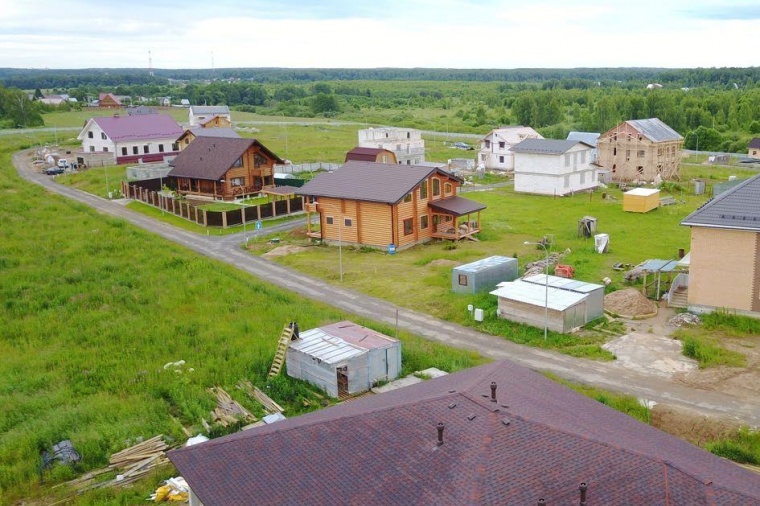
[0,86,44,127]
[310,93,340,115]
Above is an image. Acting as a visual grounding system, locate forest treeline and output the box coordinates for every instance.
[1,67,759,153]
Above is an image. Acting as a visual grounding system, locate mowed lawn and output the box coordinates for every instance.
[0,136,486,504]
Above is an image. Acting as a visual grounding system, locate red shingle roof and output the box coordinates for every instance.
[168,360,760,505]
[344,147,395,162]
[168,137,283,180]
[89,114,183,142]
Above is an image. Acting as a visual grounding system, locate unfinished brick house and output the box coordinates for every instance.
[596,118,683,182]
[169,360,760,505]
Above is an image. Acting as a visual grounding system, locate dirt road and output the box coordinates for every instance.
[13,151,760,427]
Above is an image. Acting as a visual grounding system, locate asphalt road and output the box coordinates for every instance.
[13,151,760,427]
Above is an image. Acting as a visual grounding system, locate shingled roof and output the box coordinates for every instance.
[81,114,184,142]
[297,160,462,205]
[625,118,683,142]
[344,146,395,162]
[168,137,282,180]
[168,360,760,505]
[681,173,760,232]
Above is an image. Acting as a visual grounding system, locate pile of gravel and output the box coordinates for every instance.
[668,313,702,327]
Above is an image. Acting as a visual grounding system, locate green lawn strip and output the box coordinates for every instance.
[673,329,747,369]
[55,165,127,199]
[0,137,486,504]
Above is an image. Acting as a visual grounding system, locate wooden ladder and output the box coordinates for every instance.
[268,325,294,378]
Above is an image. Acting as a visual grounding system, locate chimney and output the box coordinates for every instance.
[579,482,587,506]
[436,423,444,446]
[490,382,497,403]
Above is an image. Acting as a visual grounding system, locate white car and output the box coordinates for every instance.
[57,159,69,169]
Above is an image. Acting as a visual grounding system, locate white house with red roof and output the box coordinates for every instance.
[77,114,185,165]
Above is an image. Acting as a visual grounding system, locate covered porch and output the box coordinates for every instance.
[428,196,486,241]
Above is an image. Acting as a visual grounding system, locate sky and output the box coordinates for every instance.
[1,0,759,70]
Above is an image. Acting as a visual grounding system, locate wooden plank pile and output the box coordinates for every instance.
[207,386,256,426]
[236,379,285,413]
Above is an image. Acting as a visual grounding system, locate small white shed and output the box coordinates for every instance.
[522,274,606,322]
[452,256,518,294]
[490,279,590,333]
[286,321,401,398]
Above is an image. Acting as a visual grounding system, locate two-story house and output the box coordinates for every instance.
[512,139,597,196]
[188,106,232,127]
[298,161,486,250]
[357,127,425,165]
[168,137,283,200]
[478,126,543,171]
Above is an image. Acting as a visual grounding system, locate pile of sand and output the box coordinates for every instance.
[604,288,658,318]
[262,245,308,258]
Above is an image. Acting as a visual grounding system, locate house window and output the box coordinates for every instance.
[326,216,334,225]
[144,145,150,154]
[637,150,645,158]
[580,151,586,163]
[458,274,468,286]
[564,175,570,188]
[172,142,179,151]
[101,132,107,140]
[132,146,138,155]
[158,144,165,153]
[254,154,267,168]
[612,164,617,173]
[580,171,585,184]
[419,181,428,199]
[613,147,617,156]
[407,132,410,139]
[485,140,491,149]
[499,156,504,164]
[121,147,127,156]
[344,218,352,227]
[89,146,95,152]
[420,215,429,229]
[637,166,644,175]
[499,141,505,149]
[233,157,243,168]
[231,177,244,187]
[564,154,570,167]
[404,194,412,203]
[403,218,413,236]
[432,179,440,196]
[103,147,108,152]
[626,150,630,161]
[88,131,93,139]
[444,183,452,194]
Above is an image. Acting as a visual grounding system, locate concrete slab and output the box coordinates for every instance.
[372,375,422,394]
[602,332,698,379]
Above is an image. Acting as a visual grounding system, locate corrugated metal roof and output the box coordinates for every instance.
[639,259,681,273]
[511,139,590,155]
[522,274,603,294]
[681,173,760,232]
[456,256,515,273]
[190,105,230,115]
[626,118,683,142]
[567,132,600,147]
[490,279,587,311]
[289,328,365,364]
[87,114,184,142]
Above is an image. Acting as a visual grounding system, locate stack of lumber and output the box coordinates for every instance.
[207,386,256,426]
[236,379,285,413]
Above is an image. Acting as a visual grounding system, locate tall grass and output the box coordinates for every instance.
[0,137,486,504]
[706,427,760,465]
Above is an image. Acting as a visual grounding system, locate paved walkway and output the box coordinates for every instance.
[13,151,760,427]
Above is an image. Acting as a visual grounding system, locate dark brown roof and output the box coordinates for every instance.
[749,137,760,149]
[429,196,487,216]
[344,147,395,163]
[168,360,760,505]
[297,160,461,204]
[168,137,283,181]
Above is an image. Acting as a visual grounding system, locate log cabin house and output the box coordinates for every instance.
[176,127,240,151]
[298,161,486,250]
[168,137,283,201]
[98,92,122,108]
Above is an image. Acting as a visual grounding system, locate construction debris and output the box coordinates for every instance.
[236,379,285,413]
[150,476,190,502]
[207,386,256,426]
[668,313,702,327]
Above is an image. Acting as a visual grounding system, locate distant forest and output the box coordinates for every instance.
[1,67,760,153]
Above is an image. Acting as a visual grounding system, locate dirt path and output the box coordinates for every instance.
[12,150,760,428]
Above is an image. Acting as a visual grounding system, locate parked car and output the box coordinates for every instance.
[57,159,69,169]
[44,166,65,175]
[452,142,474,150]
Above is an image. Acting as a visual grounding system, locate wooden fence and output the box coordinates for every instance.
[122,180,304,228]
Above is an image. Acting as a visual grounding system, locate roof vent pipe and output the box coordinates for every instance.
[490,382,497,403]
[436,423,444,446]
[579,482,587,506]
[538,500,546,506]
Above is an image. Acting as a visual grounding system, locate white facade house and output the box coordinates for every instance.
[358,127,425,165]
[478,126,543,171]
[566,132,600,163]
[286,321,401,398]
[512,139,598,196]
[188,106,231,126]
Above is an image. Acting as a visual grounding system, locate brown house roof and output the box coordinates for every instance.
[168,360,760,505]
[749,137,760,149]
[344,147,395,163]
[429,196,486,216]
[168,137,283,181]
[297,160,462,205]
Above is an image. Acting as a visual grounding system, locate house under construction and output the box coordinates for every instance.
[596,118,683,183]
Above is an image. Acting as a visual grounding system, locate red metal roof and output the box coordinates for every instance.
[169,360,760,505]
[91,114,183,142]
